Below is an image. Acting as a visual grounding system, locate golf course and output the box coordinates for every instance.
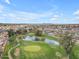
[19,41,67,59]
[2,33,79,59]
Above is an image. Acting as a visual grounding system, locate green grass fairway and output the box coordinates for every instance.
[70,45,79,59]
[19,41,67,59]
[24,45,41,52]
[3,34,67,59]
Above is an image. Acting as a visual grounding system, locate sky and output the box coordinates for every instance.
[0,0,79,24]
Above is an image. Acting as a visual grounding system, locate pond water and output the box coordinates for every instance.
[45,38,59,45]
[23,36,60,45]
[24,36,35,41]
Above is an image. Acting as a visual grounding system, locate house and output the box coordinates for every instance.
[0,30,8,58]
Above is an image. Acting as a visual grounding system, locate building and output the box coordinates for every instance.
[0,30,8,58]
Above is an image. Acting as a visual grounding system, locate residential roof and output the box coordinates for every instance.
[0,30,7,33]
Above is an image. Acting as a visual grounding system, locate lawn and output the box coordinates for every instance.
[24,45,41,52]
[2,33,68,59]
[70,45,79,59]
[19,41,67,59]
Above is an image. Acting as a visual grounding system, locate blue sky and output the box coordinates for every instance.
[0,0,79,24]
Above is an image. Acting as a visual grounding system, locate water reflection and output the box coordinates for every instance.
[23,36,60,45]
[45,38,59,45]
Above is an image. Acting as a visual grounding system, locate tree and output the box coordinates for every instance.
[16,28,27,35]
[35,29,42,36]
[35,37,40,41]
[8,29,17,45]
[8,29,15,37]
[60,32,76,58]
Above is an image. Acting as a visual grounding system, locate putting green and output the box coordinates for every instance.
[24,45,41,52]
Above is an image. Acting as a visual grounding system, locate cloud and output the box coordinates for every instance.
[0,9,64,24]
[0,16,5,19]
[5,0,11,4]
[74,17,79,20]
[63,17,79,21]
[73,10,79,16]
[50,15,60,20]
[0,11,53,21]
[73,10,79,20]
[0,4,62,23]
[0,5,4,13]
